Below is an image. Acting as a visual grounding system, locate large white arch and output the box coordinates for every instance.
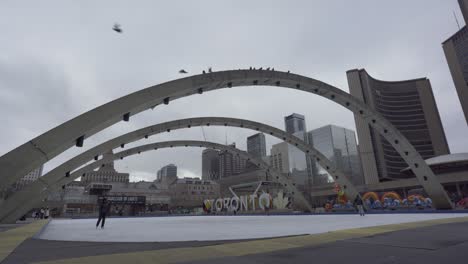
[0,69,452,209]
[0,140,312,223]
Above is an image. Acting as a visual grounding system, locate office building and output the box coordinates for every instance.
[219,143,246,178]
[347,69,450,183]
[443,0,468,124]
[157,164,178,181]
[459,0,468,25]
[201,149,220,181]
[247,133,267,159]
[284,113,315,188]
[270,142,308,186]
[284,113,307,139]
[81,150,129,184]
[308,125,364,185]
[170,177,220,208]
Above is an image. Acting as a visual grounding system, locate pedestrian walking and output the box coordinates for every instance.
[44,207,50,219]
[354,195,365,216]
[40,208,45,219]
[96,198,111,229]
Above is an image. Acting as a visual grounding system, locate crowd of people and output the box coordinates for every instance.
[31,207,50,220]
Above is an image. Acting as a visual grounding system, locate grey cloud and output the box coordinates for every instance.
[0,57,79,154]
[0,0,467,181]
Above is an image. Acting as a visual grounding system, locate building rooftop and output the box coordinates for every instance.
[424,153,468,166]
[401,153,468,173]
[176,177,217,185]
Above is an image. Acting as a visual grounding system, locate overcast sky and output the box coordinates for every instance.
[1,0,467,182]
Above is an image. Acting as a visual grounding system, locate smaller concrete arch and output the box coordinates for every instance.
[0,140,312,223]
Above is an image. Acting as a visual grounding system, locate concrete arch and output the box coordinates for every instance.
[0,116,361,222]
[0,69,451,209]
[0,140,312,223]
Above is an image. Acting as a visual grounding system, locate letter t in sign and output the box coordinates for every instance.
[250,194,257,211]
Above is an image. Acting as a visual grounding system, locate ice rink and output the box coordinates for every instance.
[37,214,468,242]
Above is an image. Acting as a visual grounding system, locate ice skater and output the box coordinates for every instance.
[96,198,111,229]
[354,195,365,216]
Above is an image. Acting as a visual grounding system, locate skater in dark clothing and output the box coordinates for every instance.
[96,198,111,229]
[354,195,365,216]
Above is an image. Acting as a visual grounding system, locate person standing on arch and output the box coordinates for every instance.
[354,195,365,216]
[96,197,111,229]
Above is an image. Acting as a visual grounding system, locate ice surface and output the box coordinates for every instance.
[37,214,468,242]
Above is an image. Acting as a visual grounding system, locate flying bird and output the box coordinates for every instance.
[112,23,122,33]
[179,69,188,74]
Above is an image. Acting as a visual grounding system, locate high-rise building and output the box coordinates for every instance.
[308,125,363,185]
[219,143,246,178]
[284,113,314,188]
[201,149,220,181]
[347,69,450,183]
[81,150,130,184]
[247,133,266,159]
[284,113,306,139]
[270,142,308,186]
[157,164,177,181]
[459,0,468,24]
[443,0,468,124]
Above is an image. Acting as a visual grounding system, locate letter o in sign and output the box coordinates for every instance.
[259,193,271,210]
[215,198,224,212]
[230,197,240,211]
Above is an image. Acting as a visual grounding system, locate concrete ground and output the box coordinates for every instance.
[186,221,468,264]
[0,220,48,263]
[1,216,468,264]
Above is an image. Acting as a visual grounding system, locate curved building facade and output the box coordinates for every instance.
[443,0,468,124]
[347,69,450,183]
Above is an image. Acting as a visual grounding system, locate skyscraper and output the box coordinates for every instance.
[284,113,306,139]
[308,125,363,185]
[442,0,468,124]
[270,113,310,188]
[219,143,246,178]
[247,133,266,159]
[201,149,220,180]
[157,164,177,181]
[459,0,468,24]
[347,69,450,184]
[270,142,308,186]
[284,113,315,188]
